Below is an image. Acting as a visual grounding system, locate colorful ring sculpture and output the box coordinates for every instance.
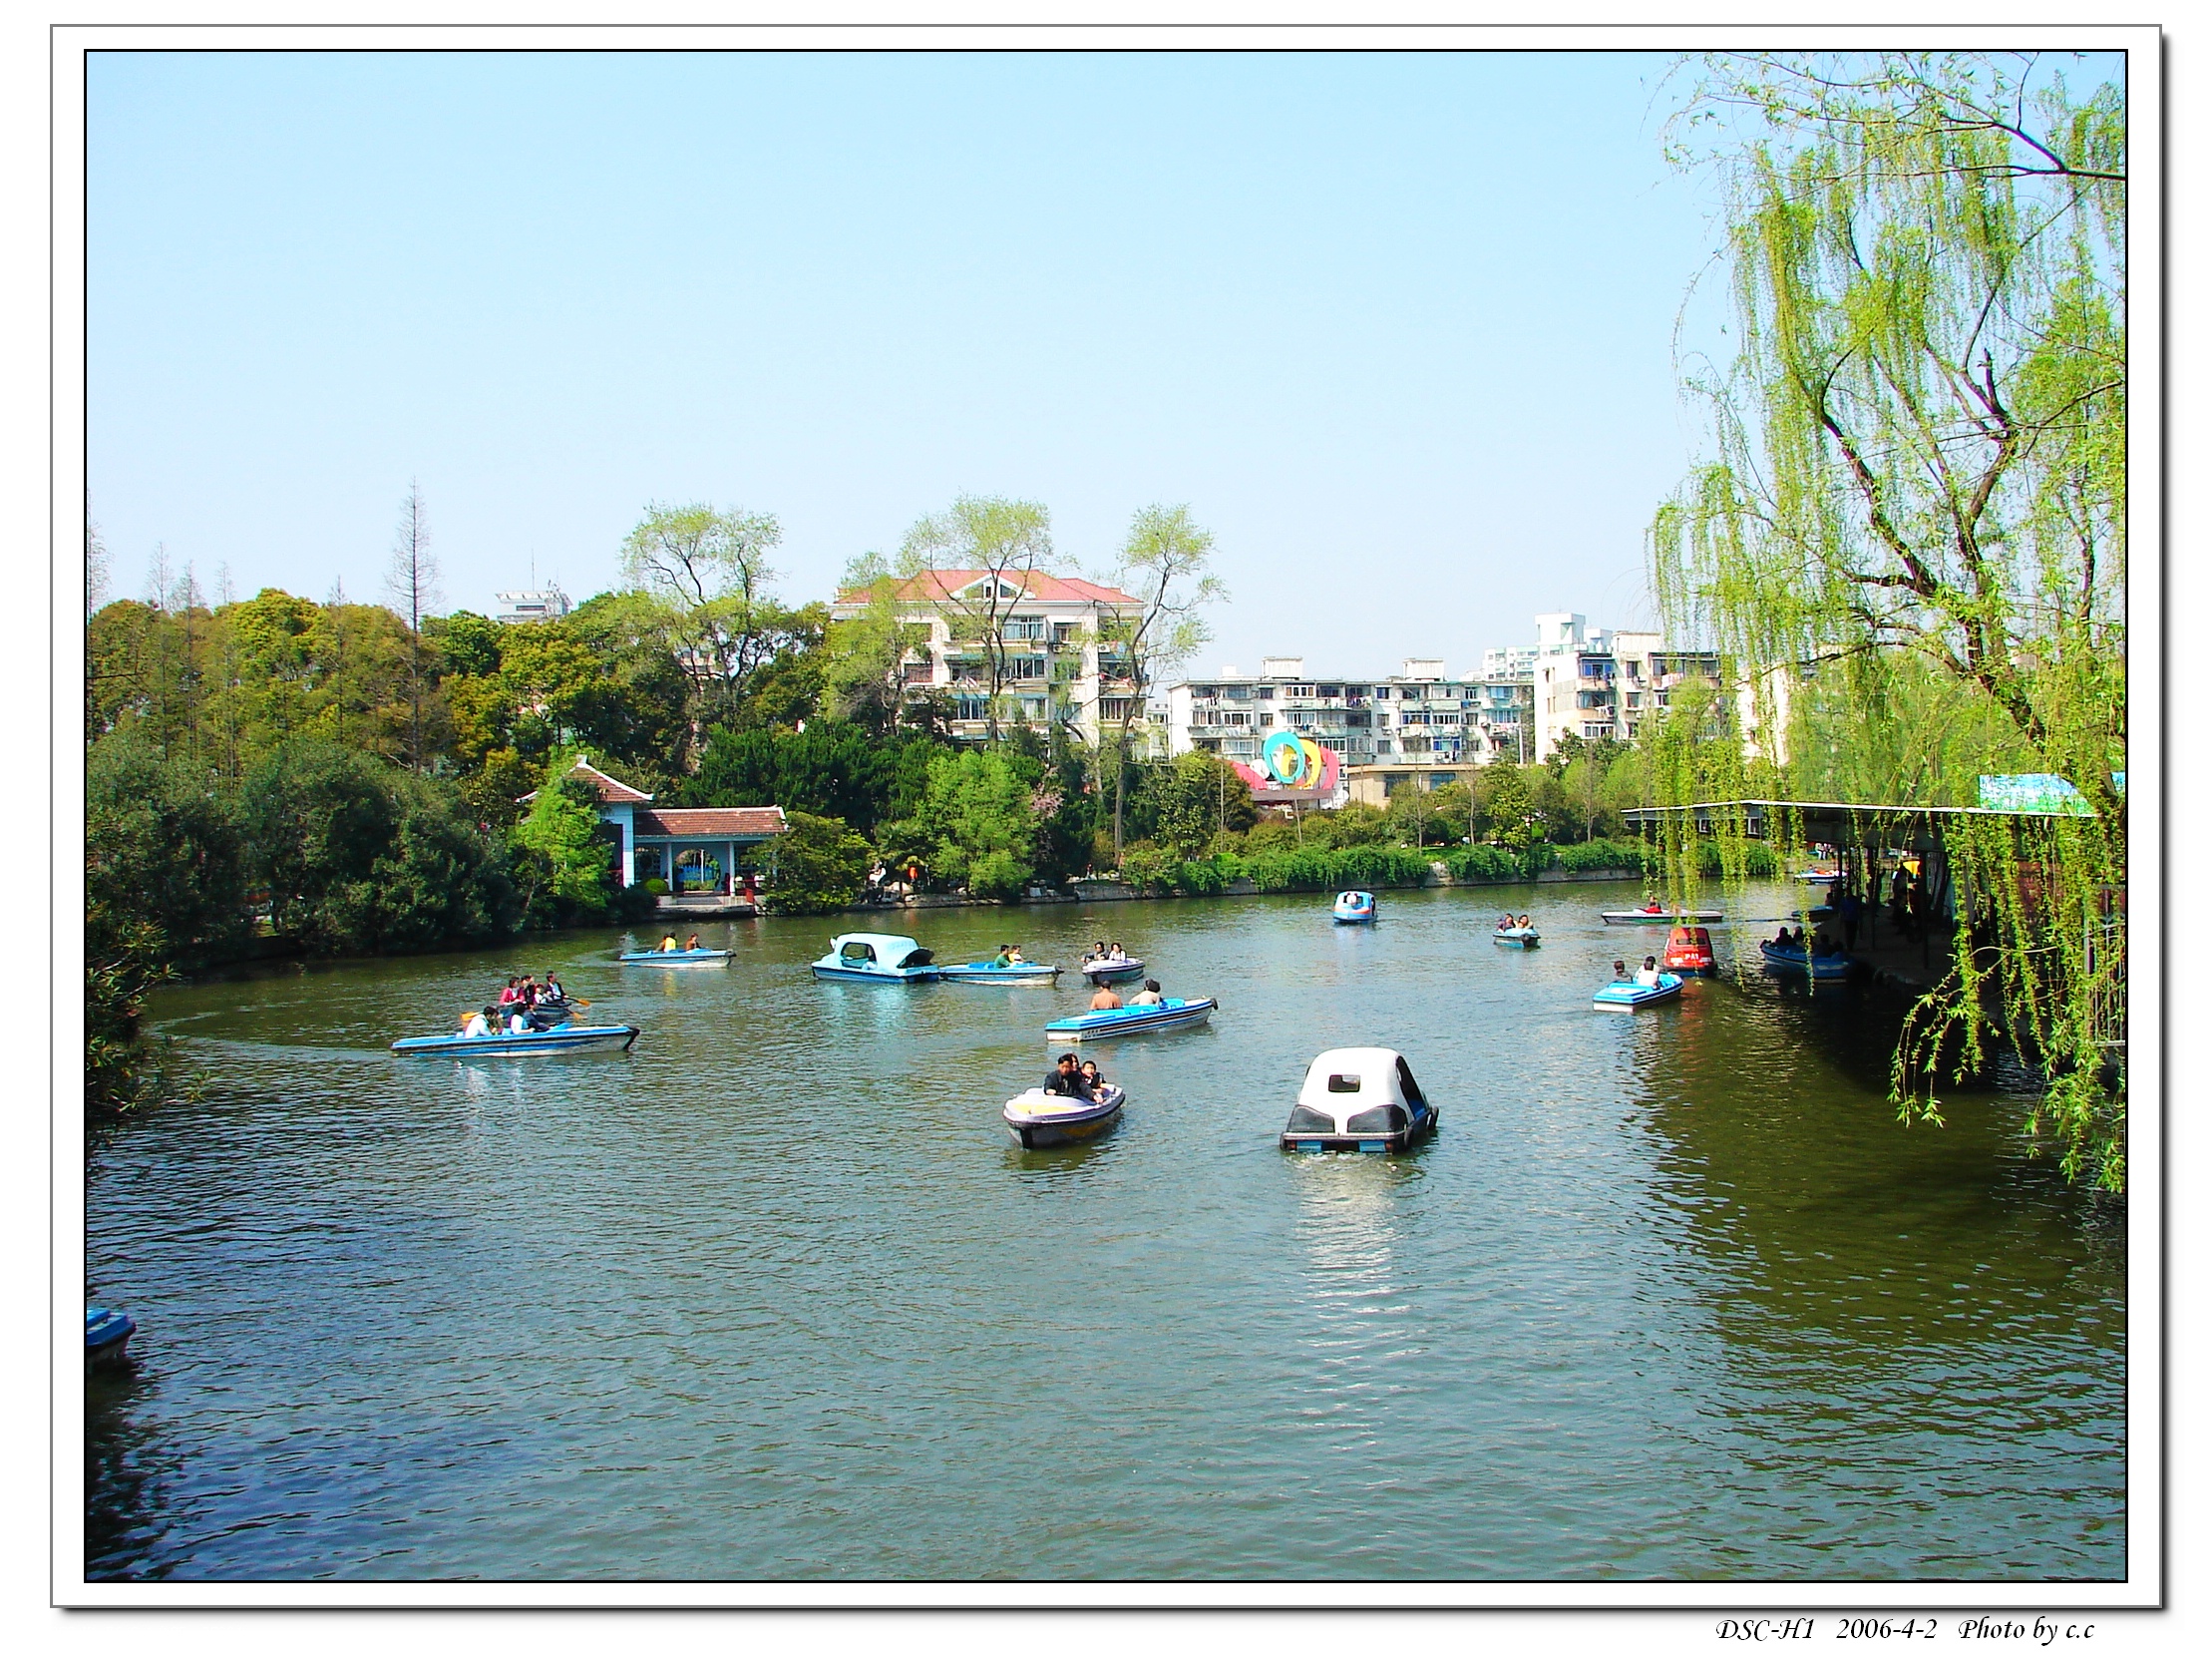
[1253,728,1339,794]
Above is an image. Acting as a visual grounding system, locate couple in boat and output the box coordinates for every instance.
[1612,957,1664,988]
[657,933,704,954]
[1089,977,1165,1011]
[1495,913,1533,932]
[1083,940,1131,965]
[1043,1051,1112,1102]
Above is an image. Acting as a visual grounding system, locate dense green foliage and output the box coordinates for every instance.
[765,811,876,915]
[681,722,937,837]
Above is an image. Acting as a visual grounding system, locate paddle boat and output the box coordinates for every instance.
[617,946,733,964]
[1280,1047,1439,1153]
[1043,997,1216,1042]
[1080,954,1146,984]
[1662,925,1717,976]
[1493,921,1541,948]
[938,959,1061,985]
[392,1023,641,1055]
[1601,904,1724,925]
[1796,867,1842,884]
[1593,971,1683,1010]
[1758,940,1859,981]
[1331,890,1377,924]
[811,933,940,983]
[1001,1083,1126,1149]
[85,1307,136,1369]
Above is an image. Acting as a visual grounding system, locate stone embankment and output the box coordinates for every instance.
[853,862,1645,912]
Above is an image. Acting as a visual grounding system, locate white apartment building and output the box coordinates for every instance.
[829,569,1147,746]
[1530,612,1720,761]
[493,583,571,624]
[1163,656,1536,798]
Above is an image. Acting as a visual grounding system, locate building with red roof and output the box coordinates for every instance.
[831,569,1150,746]
[525,754,786,895]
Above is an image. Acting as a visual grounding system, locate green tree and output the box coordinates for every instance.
[824,553,933,732]
[887,748,1042,900]
[898,494,1054,741]
[1101,504,1226,860]
[86,736,251,971]
[764,811,874,914]
[1142,750,1256,861]
[510,763,616,924]
[620,501,793,729]
[1654,51,2127,1186]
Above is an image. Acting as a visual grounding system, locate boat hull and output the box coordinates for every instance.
[1593,975,1683,1010]
[1602,911,1724,926]
[1281,1105,1439,1154]
[85,1308,136,1368]
[1080,959,1145,983]
[810,963,940,984]
[1044,998,1216,1041]
[1492,929,1541,948]
[938,963,1061,984]
[1758,942,1858,980]
[619,948,732,964]
[1003,1086,1126,1148]
[392,1024,640,1054]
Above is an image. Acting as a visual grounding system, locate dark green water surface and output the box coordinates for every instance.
[88,881,2124,1581]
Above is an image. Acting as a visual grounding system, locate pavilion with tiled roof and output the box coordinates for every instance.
[526,754,786,894]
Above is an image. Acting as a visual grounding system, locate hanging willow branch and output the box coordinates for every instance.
[1650,51,2127,1190]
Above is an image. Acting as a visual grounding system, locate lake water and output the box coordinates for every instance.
[87,880,2126,1582]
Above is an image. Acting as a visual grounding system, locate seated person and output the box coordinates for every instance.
[684,934,702,951]
[1108,941,1128,961]
[1079,1060,1108,1097]
[1773,926,1794,949]
[1044,1052,1088,1097]
[1127,978,1164,1007]
[1089,983,1124,1011]
[992,944,1014,968]
[1613,959,1630,982]
[1517,914,1532,930]
[543,973,565,1003]
[1633,956,1662,988]
[1085,940,1107,962]
[1007,945,1026,963]
[463,1007,495,1038]
[1498,914,1513,931]
[498,977,522,1008]
[658,934,680,954]
[507,1008,534,1034]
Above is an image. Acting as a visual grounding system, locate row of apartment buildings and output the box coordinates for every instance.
[817,572,1728,807]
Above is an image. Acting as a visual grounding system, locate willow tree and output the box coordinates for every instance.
[1651,52,2128,1188]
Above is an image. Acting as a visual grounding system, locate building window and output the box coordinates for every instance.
[1583,721,1613,739]
[1008,655,1047,680]
[1098,698,1134,722]
[1003,616,1046,641]
[954,695,991,721]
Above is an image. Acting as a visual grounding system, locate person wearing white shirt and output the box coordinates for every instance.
[1633,957,1662,989]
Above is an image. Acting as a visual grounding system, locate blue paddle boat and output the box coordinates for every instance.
[1043,997,1216,1042]
[811,933,940,984]
[1593,972,1683,1010]
[1002,1083,1126,1148]
[85,1307,136,1368]
[938,960,1061,985]
[618,947,733,964]
[1332,890,1377,924]
[1492,924,1541,949]
[1759,940,1859,981]
[393,1024,640,1055]
[1280,1047,1439,1153]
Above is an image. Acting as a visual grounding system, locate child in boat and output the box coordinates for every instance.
[1634,957,1661,988]
[1079,1060,1107,1097]
[1089,982,1124,1011]
[1126,979,1164,1007]
[1614,959,1630,983]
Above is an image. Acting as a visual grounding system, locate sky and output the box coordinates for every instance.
[88,50,1727,679]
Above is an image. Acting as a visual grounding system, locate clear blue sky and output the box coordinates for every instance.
[89,50,1722,677]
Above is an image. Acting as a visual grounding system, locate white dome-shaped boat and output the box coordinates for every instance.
[1280,1047,1438,1152]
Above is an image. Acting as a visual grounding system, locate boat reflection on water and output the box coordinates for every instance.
[1286,1157,1422,1444]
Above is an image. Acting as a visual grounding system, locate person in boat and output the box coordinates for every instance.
[1089,981,1124,1011]
[1044,1052,1090,1098]
[1127,978,1164,1007]
[543,972,565,1005]
[1498,914,1512,931]
[1517,914,1532,930]
[1007,944,1026,963]
[992,943,1014,968]
[1773,926,1794,950]
[1634,956,1662,989]
[685,934,702,952]
[498,977,522,1010]
[507,1006,534,1035]
[463,1006,495,1038]
[1086,940,1107,962]
[1111,941,1131,961]
[1079,1059,1107,1097]
[658,933,680,954]
[1614,959,1630,983]
[1643,901,1663,914]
